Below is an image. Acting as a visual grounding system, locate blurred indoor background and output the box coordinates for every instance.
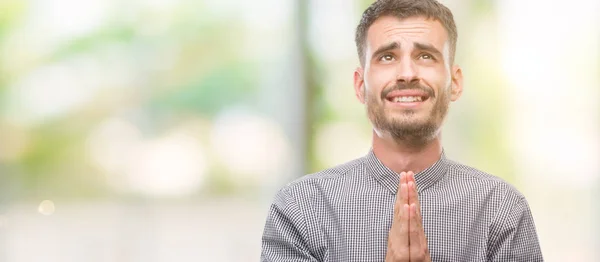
[0,0,598,261]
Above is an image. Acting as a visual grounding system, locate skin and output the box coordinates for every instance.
[387,171,429,262]
[352,16,464,261]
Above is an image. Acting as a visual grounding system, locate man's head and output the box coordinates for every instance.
[355,0,458,67]
[353,0,463,146]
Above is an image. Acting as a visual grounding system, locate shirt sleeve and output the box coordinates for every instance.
[261,188,319,262]
[487,195,544,261]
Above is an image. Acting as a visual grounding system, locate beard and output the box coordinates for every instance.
[365,81,450,147]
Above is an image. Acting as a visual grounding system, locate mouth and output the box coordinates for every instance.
[386,95,429,103]
[383,88,433,106]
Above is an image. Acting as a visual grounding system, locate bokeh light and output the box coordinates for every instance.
[38,200,55,216]
[210,109,291,183]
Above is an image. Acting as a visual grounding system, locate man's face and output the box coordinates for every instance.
[354,16,463,143]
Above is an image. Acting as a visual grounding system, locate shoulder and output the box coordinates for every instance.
[444,159,526,202]
[442,159,535,227]
[277,156,365,198]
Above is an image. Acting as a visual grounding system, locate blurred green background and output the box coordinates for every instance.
[0,0,598,261]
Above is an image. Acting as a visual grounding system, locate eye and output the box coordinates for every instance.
[379,54,395,62]
[419,53,434,60]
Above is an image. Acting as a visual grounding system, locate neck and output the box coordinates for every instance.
[371,129,443,174]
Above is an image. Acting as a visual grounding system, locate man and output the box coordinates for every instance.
[261,0,543,261]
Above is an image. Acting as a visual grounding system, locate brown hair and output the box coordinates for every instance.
[355,0,458,66]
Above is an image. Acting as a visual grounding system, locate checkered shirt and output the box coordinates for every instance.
[261,150,543,261]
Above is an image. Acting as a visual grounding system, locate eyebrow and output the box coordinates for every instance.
[371,42,400,60]
[414,42,443,58]
[371,41,444,60]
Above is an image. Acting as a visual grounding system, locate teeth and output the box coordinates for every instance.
[393,96,422,102]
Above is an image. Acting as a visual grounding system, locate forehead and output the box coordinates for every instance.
[366,16,448,53]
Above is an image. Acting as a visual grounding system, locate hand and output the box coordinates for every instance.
[385,171,431,262]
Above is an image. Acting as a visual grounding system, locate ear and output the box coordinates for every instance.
[354,67,366,104]
[450,65,463,101]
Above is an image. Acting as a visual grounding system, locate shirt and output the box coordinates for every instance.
[261,150,543,261]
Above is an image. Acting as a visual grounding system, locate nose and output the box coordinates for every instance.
[396,57,419,84]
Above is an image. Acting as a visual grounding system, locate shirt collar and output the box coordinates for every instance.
[363,149,449,194]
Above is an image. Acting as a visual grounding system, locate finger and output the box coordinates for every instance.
[401,172,409,204]
[409,203,428,260]
[387,202,410,262]
[406,170,415,184]
[401,170,408,184]
[398,203,410,251]
[407,176,419,206]
[394,172,408,212]
[410,202,424,236]
[407,171,416,189]
[406,171,422,216]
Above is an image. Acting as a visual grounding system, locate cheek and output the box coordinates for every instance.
[365,67,396,94]
[420,67,451,96]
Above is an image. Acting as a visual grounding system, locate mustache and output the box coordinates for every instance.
[381,82,435,100]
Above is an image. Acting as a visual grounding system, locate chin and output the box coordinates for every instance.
[387,115,427,125]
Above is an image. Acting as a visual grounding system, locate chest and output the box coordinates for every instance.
[308,190,490,261]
